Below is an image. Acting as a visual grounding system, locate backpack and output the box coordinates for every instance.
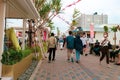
[49,37,56,48]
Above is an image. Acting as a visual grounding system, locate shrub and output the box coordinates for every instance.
[1,49,23,65]
[22,49,32,58]
[1,48,32,65]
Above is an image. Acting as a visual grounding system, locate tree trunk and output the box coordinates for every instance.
[114,32,116,47]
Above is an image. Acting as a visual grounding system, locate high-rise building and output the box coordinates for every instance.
[76,13,108,28]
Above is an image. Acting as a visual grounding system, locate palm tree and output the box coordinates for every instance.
[103,26,109,33]
[47,20,55,32]
[57,27,60,36]
[35,0,45,11]
[110,26,118,47]
[35,0,62,29]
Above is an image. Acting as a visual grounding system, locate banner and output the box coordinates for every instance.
[43,30,47,41]
[90,23,94,38]
[62,0,81,11]
[57,0,81,25]
[57,15,70,25]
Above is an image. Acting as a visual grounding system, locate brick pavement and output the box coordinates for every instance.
[30,48,120,80]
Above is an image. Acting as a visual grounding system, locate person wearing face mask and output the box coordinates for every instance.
[99,32,111,68]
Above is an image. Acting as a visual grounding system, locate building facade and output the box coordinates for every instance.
[76,13,108,28]
[76,13,120,45]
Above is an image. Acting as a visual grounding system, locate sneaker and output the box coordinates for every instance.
[85,54,88,56]
[67,59,70,62]
[76,61,79,63]
[52,59,55,61]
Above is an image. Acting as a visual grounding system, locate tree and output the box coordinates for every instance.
[35,0,62,30]
[57,27,60,36]
[110,26,118,47]
[104,26,109,33]
[70,8,81,30]
[117,25,120,31]
[47,20,55,32]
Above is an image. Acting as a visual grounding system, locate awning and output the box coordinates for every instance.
[5,0,40,19]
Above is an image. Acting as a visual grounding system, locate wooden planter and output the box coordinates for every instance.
[2,53,33,80]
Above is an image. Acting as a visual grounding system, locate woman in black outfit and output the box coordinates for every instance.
[100,32,110,68]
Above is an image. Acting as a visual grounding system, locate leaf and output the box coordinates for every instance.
[103,26,108,32]
[110,26,118,32]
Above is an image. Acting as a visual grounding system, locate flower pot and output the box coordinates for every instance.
[2,53,33,80]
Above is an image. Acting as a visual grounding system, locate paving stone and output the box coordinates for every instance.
[29,47,120,80]
[17,60,38,80]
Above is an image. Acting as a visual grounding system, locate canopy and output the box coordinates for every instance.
[5,0,39,19]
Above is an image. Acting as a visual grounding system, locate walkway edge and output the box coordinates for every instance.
[29,60,42,80]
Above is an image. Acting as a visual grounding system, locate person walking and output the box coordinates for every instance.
[59,37,64,50]
[48,33,57,63]
[74,34,83,63]
[63,35,66,48]
[80,32,88,56]
[65,31,74,62]
[100,32,110,68]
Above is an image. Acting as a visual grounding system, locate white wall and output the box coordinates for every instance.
[95,31,120,45]
[0,1,6,77]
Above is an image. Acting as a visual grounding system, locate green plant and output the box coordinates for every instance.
[22,48,32,58]
[1,49,23,65]
[110,26,118,32]
[43,42,48,52]
[1,47,33,65]
[110,26,118,47]
[31,45,40,53]
[104,26,108,32]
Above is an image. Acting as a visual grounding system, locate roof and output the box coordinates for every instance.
[5,0,40,19]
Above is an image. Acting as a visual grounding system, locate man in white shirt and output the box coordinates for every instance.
[80,32,88,56]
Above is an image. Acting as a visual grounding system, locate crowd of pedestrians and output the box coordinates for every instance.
[47,31,120,68]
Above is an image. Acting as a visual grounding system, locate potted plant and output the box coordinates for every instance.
[1,48,33,80]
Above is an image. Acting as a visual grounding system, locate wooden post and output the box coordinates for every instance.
[22,19,27,50]
[25,19,34,47]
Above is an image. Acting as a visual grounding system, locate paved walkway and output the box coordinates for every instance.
[30,48,120,80]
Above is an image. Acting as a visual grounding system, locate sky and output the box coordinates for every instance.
[52,0,120,34]
[6,19,23,28]
[6,0,120,34]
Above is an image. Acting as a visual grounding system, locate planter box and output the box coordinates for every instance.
[2,53,33,80]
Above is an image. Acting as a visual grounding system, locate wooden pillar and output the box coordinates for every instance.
[0,0,6,77]
[22,19,27,50]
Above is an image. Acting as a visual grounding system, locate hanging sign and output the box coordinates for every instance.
[90,23,94,38]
